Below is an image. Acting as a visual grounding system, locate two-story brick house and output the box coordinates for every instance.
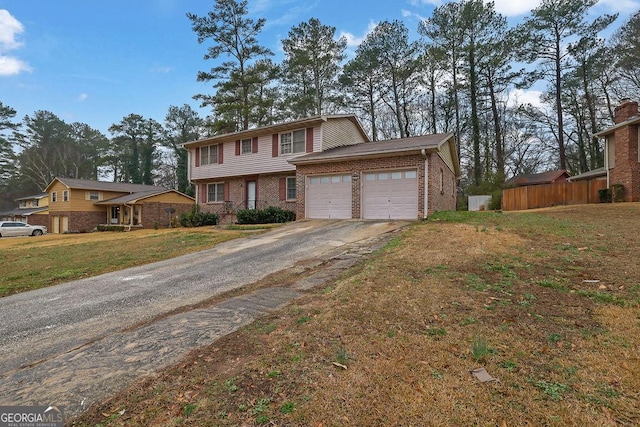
[183,115,460,220]
[595,99,640,201]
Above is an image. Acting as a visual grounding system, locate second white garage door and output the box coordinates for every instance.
[362,169,418,220]
[306,174,352,219]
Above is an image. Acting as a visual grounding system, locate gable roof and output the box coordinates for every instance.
[95,189,194,205]
[45,178,166,194]
[567,167,606,182]
[0,207,48,216]
[594,116,640,137]
[15,193,48,201]
[181,115,369,148]
[288,133,461,176]
[504,170,570,187]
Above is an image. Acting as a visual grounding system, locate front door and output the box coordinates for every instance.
[246,181,256,210]
[111,206,120,224]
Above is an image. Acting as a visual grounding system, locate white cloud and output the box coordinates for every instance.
[508,88,545,110]
[340,20,377,48]
[490,0,541,17]
[0,55,31,76]
[151,66,171,73]
[0,9,24,52]
[596,0,640,14]
[406,0,540,18]
[0,9,30,76]
[77,93,88,101]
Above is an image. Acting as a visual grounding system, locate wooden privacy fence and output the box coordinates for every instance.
[502,180,607,211]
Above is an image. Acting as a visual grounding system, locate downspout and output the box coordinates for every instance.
[604,136,610,188]
[421,149,428,219]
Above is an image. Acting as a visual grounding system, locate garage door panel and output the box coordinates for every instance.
[307,174,352,219]
[363,169,418,220]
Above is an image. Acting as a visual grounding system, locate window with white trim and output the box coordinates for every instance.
[63,190,69,201]
[280,129,306,155]
[241,138,252,154]
[88,191,101,201]
[207,183,225,203]
[51,192,57,202]
[200,144,219,165]
[286,177,296,200]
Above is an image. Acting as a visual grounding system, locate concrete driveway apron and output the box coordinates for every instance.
[0,219,405,417]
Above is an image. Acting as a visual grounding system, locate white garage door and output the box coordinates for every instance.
[362,169,418,220]
[307,174,352,219]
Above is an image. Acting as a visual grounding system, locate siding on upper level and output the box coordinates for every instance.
[190,129,312,181]
[188,116,368,182]
[321,118,369,150]
[438,141,456,175]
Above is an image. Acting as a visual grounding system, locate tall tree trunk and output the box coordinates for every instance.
[391,72,405,138]
[581,66,601,169]
[429,71,437,133]
[488,74,504,182]
[469,42,482,185]
[554,30,566,170]
[368,83,378,141]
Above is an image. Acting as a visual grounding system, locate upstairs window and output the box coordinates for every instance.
[280,129,306,155]
[63,190,69,201]
[51,192,57,202]
[200,144,219,165]
[241,138,252,154]
[88,191,101,201]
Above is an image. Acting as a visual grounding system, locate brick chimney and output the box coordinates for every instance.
[609,99,640,202]
[614,99,639,124]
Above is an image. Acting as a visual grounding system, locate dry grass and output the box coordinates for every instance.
[69,204,640,426]
[0,227,245,297]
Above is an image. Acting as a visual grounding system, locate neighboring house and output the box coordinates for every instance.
[594,99,640,202]
[44,178,195,233]
[567,167,607,183]
[183,115,460,220]
[0,193,49,226]
[503,170,570,188]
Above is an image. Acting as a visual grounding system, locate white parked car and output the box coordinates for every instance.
[0,221,47,237]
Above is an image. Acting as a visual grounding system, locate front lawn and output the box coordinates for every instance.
[71,204,640,426]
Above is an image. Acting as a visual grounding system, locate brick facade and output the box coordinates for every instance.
[199,173,296,216]
[428,152,458,213]
[295,153,457,219]
[26,215,49,228]
[51,211,105,233]
[142,202,194,228]
[609,100,640,202]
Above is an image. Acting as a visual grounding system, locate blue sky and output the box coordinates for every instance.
[1,0,638,135]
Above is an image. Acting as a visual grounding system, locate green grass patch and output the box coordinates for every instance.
[576,290,628,306]
[534,279,570,292]
[530,379,568,401]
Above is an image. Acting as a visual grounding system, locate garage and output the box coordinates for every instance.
[306,174,352,219]
[362,169,418,219]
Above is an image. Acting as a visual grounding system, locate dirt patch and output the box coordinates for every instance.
[70,205,640,426]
